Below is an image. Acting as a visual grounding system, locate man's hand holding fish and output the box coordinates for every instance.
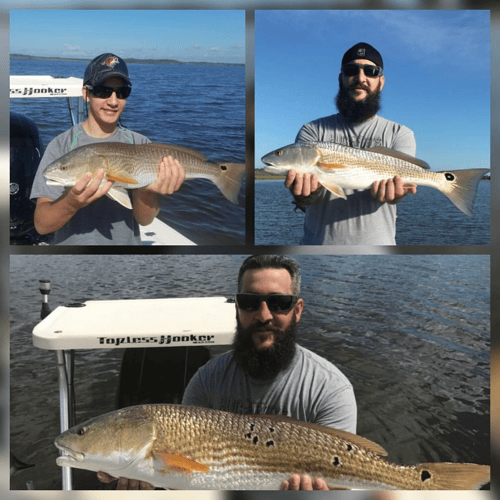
[131,155,186,227]
[285,170,417,207]
[281,474,329,490]
[35,168,114,235]
[369,175,417,204]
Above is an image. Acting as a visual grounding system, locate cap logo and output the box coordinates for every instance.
[356,48,366,57]
[103,56,119,68]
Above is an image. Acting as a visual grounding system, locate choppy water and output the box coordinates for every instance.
[10,254,489,490]
[255,180,490,246]
[10,58,246,245]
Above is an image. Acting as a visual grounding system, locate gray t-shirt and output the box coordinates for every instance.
[296,113,416,245]
[30,122,150,245]
[182,344,357,433]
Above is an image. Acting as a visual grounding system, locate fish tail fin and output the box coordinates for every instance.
[214,163,246,204]
[439,169,488,217]
[418,462,490,490]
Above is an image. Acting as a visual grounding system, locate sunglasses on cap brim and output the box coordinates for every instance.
[236,293,298,312]
[342,63,383,78]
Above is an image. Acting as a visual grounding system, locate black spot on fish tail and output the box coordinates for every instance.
[253,436,259,445]
[346,444,353,451]
[445,172,455,181]
[421,470,431,482]
[220,164,228,171]
[245,433,252,439]
[332,456,341,466]
[269,427,275,432]
[266,440,274,447]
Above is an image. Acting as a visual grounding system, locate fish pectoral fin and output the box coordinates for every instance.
[106,186,133,209]
[154,452,210,474]
[106,171,139,184]
[320,163,346,170]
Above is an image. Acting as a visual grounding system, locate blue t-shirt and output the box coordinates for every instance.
[30,122,150,245]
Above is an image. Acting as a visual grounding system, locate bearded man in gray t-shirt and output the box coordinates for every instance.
[286,42,417,245]
[97,255,357,491]
[183,255,357,491]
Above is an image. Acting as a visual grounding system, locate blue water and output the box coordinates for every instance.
[255,179,490,245]
[10,254,489,489]
[10,58,246,245]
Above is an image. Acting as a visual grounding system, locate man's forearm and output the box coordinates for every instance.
[34,197,79,235]
[132,189,161,226]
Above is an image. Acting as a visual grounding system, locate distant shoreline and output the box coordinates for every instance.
[10,54,244,67]
[255,169,285,180]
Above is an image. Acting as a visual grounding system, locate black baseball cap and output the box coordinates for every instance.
[83,53,131,87]
[341,43,383,69]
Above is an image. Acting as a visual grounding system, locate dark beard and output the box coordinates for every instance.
[335,80,382,123]
[232,318,297,381]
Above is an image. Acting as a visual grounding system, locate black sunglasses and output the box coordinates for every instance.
[88,85,131,99]
[236,293,298,312]
[342,63,383,78]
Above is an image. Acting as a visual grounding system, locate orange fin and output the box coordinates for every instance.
[106,172,139,184]
[155,452,209,473]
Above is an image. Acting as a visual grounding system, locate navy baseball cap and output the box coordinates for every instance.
[83,53,131,87]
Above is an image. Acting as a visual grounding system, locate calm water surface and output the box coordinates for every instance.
[10,254,489,490]
[255,180,490,246]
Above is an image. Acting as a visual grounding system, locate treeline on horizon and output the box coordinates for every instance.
[11,54,244,67]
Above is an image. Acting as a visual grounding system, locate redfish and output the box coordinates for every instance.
[44,142,245,208]
[262,142,488,216]
[55,404,490,490]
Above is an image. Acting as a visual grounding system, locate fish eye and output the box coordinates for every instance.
[275,150,283,157]
[77,426,87,436]
[61,165,67,171]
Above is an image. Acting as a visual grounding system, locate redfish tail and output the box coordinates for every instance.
[418,462,490,490]
[440,168,489,217]
[214,163,245,204]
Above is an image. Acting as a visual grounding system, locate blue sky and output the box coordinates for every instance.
[255,10,491,171]
[10,10,245,64]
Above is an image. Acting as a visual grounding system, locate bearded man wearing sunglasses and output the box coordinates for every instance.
[184,254,356,491]
[285,42,417,245]
[98,254,356,490]
[30,53,185,245]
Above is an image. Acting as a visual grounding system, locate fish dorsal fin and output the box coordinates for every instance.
[155,452,210,473]
[249,414,387,457]
[365,146,431,170]
[145,143,208,162]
